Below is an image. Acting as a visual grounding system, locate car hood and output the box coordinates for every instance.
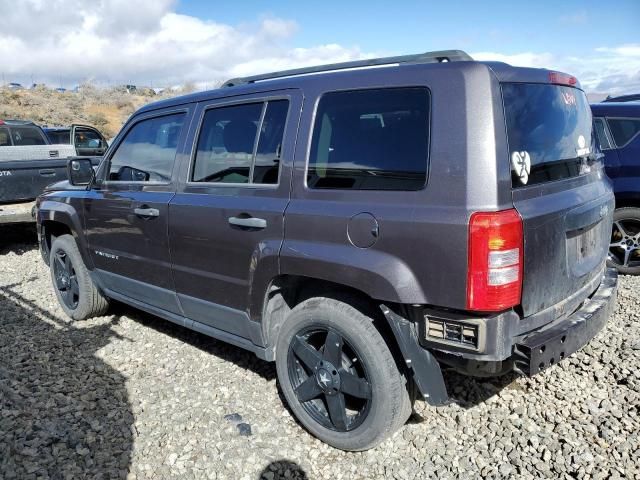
[43,180,86,193]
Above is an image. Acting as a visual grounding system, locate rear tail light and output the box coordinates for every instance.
[548,71,577,86]
[467,209,523,312]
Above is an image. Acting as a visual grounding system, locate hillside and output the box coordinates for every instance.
[0,85,191,139]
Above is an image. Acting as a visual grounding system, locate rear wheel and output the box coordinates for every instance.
[608,207,640,275]
[275,296,412,451]
[50,234,109,320]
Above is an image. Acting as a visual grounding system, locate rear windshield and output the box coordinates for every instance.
[9,126,48,146]
[502,83,596,188]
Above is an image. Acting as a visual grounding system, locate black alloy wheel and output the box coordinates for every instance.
[287,327,372,432]
[52,249,80,309]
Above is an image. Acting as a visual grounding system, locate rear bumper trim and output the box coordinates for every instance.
[0,201,36,224]
[513,267,617,376]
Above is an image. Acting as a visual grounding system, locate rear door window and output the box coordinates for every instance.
[191,99,288,185]
[308,87,430,190]
[502,83,595,187]
[607,118,640,147]
[46,130,70,144]
[108,113,185,183]
[253,100,288,184]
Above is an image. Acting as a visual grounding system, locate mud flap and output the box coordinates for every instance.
[380,305,449,406]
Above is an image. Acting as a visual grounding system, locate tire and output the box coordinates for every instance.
[49,234,109,320]
[275,296,412,451]
[608,207,640,275]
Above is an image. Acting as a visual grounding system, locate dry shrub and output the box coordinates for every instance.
[87,112,109,129]
[0,84,183,136]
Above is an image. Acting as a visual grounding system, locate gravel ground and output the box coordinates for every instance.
[1,225,639,480]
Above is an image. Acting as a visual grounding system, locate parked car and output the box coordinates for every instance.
[37,50,618,451]
[43,125,108,156]
[0,120,100,224]
[591,101,640,274]
[6,82,24,90]
[602,93,640,103]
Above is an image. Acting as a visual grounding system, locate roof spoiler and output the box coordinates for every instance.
[222,49,473,87]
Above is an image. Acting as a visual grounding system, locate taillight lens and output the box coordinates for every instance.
[467,209,523,312]
[548,71,577,86]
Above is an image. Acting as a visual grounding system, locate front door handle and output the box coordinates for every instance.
[134,207,160,218]
[228,216,267,229]
[39,169,56,176]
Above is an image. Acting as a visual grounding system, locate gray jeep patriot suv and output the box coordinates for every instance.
[37,50,618,451]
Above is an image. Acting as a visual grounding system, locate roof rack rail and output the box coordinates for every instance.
[222,49,473,87]
[0,119,36,126]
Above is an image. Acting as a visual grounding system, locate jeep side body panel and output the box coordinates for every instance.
[37,54,617,404]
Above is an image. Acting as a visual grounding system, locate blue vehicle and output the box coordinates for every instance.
[591,101,640,274]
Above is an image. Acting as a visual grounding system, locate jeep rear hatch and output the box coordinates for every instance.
[502,80,614,317]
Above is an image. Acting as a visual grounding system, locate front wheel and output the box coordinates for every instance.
[608,207,640,275]
[50,234,109,320]
[275,297,412,451]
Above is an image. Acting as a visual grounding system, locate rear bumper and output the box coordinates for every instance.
[0,201,36,224]
[383,268,617,403]
[427,267,618,376]
[512,267,617,376]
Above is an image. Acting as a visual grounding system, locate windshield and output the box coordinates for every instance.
[502,83,596,188]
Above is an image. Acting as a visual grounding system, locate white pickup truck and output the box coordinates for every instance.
[0,120,102,224]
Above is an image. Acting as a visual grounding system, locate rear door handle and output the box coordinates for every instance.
[228,216,267,229]
[39,169,56,176]
[134,207,160,218]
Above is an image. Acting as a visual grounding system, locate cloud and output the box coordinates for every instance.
[0,0,367,88]
[473,52,555,68]
[595,44,640,57]
[0,1,637,96]
[473,46,640,95]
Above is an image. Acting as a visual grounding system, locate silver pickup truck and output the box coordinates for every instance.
[0,120,102,224]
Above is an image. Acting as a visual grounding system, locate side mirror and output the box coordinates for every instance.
[68,158,94,186]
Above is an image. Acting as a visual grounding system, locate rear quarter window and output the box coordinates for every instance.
[308,87,430,190]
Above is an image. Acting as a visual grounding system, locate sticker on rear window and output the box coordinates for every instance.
[511,151,531,185]
[562,91,576,106]
[576,134,590,156]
